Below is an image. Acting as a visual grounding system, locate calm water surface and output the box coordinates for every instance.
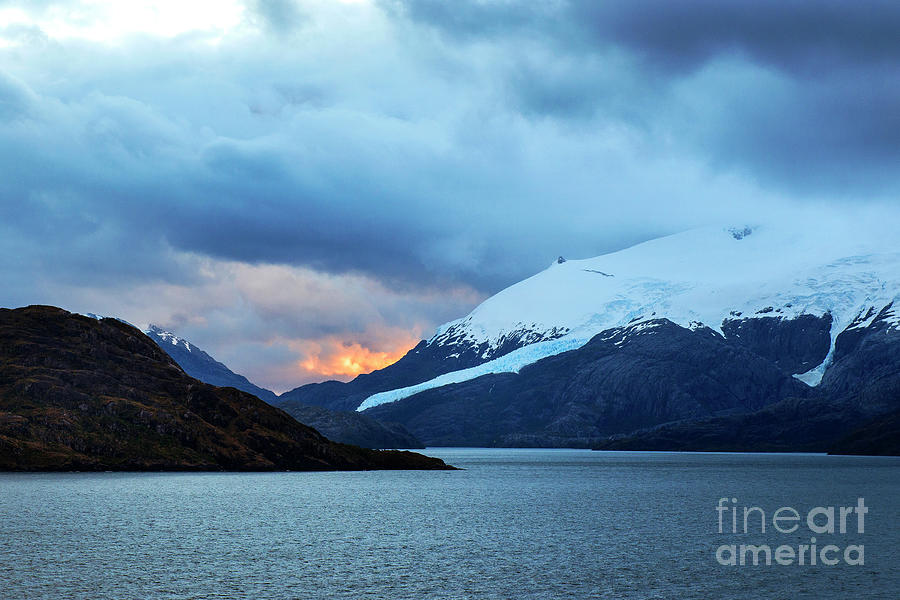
[1,449,898,599]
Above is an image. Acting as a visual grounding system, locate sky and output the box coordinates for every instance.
[2,0,899,392]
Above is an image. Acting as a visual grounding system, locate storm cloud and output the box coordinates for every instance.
[1,0,897,390]
[396,0,900,192]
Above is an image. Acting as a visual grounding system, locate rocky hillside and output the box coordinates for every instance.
[0,306,452,471]
[593,306,900,453]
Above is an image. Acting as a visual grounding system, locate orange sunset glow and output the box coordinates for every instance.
[298,337,418,380]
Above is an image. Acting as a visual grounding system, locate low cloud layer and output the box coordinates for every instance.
[2,0,898,391]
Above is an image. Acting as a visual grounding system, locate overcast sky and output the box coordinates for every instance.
[2,0,898,392]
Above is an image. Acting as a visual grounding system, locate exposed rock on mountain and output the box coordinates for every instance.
[364,319,812,447]
[593,310,900,453]
[720,314,832,375]
[277,324,569,414]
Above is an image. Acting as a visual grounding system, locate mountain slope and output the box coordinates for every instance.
[276,338,500,413]
[592,305,900,452]
[0,306,451,471]
[829,408,900,456]
[144,325,279,404]
[364,319,812,447]
[357,222,900,410]
[591,398,864,453]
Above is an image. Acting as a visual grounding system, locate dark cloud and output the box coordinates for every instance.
[1,65,692,294]
[571,0,900,75]
[676,62,900,193]
[391,0,900,193]
[396,0,900,74]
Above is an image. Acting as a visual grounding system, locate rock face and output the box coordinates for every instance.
[821,304,900,414]
[0,306,452,471]
[721,313,832,375]
[145,325,279,403]
[593,310,900,453]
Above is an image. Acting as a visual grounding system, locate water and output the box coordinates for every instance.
[1,449,898,599]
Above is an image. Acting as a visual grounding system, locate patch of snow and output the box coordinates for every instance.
[846,307,879,331]
[883,305,900,330]
[793,364,827,387]
[79,312,134,327]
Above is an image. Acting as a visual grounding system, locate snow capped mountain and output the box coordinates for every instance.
[146,325,193,353]
[358,220,900,412]
[142,325,280,404]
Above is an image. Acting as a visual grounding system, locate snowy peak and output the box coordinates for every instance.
[82,315,274,401]
[142,324,278,403]
[430,221,900,352]
[145,324,193,353]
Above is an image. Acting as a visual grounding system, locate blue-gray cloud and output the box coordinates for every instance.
[392,0,900,193]
[572,0,900,75]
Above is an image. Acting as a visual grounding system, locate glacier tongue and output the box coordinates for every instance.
[356,336,588,411]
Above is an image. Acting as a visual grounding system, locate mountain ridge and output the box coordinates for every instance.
[144,324,279,404]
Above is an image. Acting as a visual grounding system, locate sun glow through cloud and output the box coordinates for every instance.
[297,336,418,380]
